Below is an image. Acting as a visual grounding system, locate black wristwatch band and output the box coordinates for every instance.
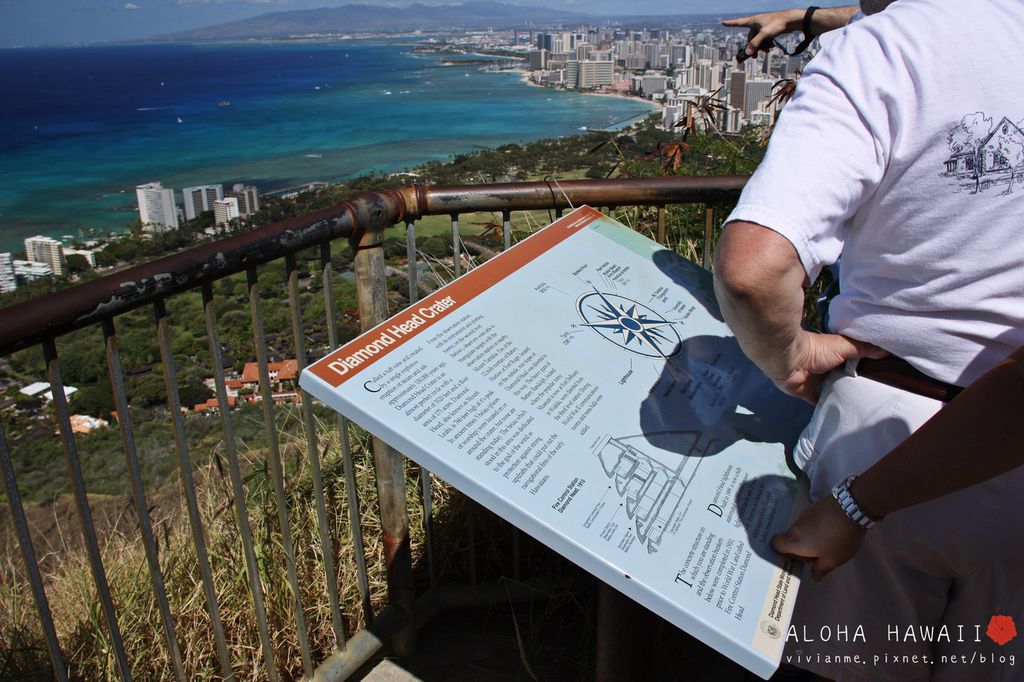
[790,6,820,55]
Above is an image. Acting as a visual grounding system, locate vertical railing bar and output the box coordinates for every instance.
[400,230,437,590]
[657,206,667,245]
[42,339,133,682]
[405,220,418,304]
[555,207,565,219]
[0,420,68,682]
[246,266,314,676]
[286,253,346,645]
[501,210,512,251]
[451,213,461,279]
[339,417,375,625]
[153,300,233,681]
[703,204,715,270]
[321,245,375,626]
[353,235,415,656]
[102,319,185,681]
[201,284,279,681]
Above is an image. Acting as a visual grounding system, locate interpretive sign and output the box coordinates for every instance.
[300,206,814,678]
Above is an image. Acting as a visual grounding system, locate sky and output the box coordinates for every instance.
[0,0,849,47]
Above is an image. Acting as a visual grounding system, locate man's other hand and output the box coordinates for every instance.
[775,330,887,403]
[772,496,866,581]
[722,10,803,58]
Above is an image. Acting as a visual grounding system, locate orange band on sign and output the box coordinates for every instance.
[309,206,604,387]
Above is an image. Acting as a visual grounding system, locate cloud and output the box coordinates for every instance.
[124,2,140,8]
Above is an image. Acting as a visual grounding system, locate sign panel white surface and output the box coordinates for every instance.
[301,206,814,678]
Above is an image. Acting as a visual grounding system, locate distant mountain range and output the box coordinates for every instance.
[162,2,596,40]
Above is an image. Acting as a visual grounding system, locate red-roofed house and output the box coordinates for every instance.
[234,359,300,405]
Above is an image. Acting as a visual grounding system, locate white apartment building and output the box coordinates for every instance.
[136,182,179,232]
[213,197,240,226]
[13,260,53,283]
[182,184,224,221]
[662,104,682,130]
[565,60,614,89]
[228,184,260,217]
[744,79,775,117]
[0,253,16,293]
[639,73,669,96]
[24,235,66,277]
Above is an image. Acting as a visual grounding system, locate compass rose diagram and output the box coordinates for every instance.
[576,289,681,358]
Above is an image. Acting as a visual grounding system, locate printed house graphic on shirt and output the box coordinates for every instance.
[945,116,1024,179]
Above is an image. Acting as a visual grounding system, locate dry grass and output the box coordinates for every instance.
[0,412,440,681]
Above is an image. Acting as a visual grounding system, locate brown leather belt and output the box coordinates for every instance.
[857,356,963,403]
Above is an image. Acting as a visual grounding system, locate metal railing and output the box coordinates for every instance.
[0,176,746,681]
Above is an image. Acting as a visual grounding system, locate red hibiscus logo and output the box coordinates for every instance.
[986,615,1018,646]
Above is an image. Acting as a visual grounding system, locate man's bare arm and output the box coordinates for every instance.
[713,220,884,403]
[723,6,860,58]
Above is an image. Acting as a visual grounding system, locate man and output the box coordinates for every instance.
[715,1,1024,680]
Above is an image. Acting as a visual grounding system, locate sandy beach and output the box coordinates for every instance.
[515,68,664,123]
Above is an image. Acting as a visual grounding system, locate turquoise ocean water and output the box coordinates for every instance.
[0,42,656,252]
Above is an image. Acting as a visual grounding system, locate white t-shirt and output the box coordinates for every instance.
[726,0,1024,386]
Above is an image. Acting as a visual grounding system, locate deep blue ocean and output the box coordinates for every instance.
[0,42,655,252]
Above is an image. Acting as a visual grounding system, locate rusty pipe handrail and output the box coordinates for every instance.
[0,176,747,356]
[0,188,411,357]
[406,175,747,216]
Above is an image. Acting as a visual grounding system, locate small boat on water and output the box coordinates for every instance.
[177,116,183,123]
[218,100,230,107]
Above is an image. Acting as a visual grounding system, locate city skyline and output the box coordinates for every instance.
[0,0,851,48]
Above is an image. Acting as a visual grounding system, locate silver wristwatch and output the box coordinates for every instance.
[831,474,880,529]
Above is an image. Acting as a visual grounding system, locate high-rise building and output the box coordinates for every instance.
[528,49,548,71]
[744,79,775,117]
[624,55,647,71]
[566,60,614,89]
[696,45,716,62]
[547,53,570,72]
[640,73,669,95]
[24,236,66,277]
[228,184,260,217]
[644,43,662,69]
[729,71,747,112]
[213,197,240,226]
[694,60,721,92]
[565,61,580,89]
[0,253,16,293]
[182,184,224,221]
[135,182,179,232]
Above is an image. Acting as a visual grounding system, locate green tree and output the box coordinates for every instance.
[65,253,91,275]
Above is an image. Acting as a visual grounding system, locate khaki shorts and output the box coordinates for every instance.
[785,362,1024,682]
